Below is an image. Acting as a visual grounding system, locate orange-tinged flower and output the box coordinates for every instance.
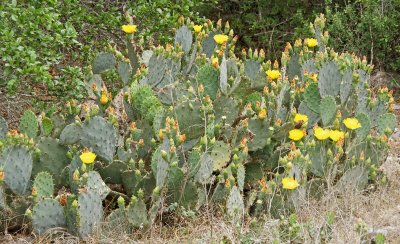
[289,129,305,141]
[122,24,137,34]
[80,152,97,164]
[329,130,344,142]
[266,70,281,80]
[100,93,108,105]
[343,118,361,130]
[213,34,229,44]
[314,127,330,140]
[258,108,267,120]
[282,177,300,190]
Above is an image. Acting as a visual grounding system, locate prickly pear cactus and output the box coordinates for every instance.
[92,52,116,74]
[32,172,54,201]
[32,199,66,234]
[78,190,103,238]
[0,146,32,195]
[19,110,38,138]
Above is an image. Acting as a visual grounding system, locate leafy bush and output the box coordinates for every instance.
[0,15,395,238]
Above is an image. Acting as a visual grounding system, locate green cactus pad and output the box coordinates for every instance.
[151,140,170,187]
[173,99,204,140]
[195,153,214,184]
[0,146,32,195]
[175,26,193,55]
[130,83,162,123]
[213,96,240,126]
[86,171,110,200]
[202,31,218,58]
[377,113,396,135]
[287,54,301,81]
[309,145,327,177]
[33,172,54,201]
[166,165,184,204]
[41,116,53,137]
[220,58,241,95]
[81,116,118,162]
[244,163,263,184]
[301,60,317,80]
[180,181,198,209]
[86,74,104,98]
[237,163,245,191]
[340,69,353,105]
[188,150,201,178]
[60,123,83,145]
[226,186,244,222]
[19,110,38,138]
[32,199,66,234]
[99,160,128,184]
[78,190,103,238]
[197,64,220,100]
[104,208,131,234]
[244,60,261,82]
[355,113,371,140]
[33,137,69,185]
[127,198,149,228]
[121,170,156,197]
[303,82,321,113]
[247,119,272,151]
[0,115,8,139]
[319,96,337,126]
[211,141,231,171]
[117,60,132,84]
[318,61,341,97]
[127,40,139,73]
[92,52,116,74]
[336,165,368,191]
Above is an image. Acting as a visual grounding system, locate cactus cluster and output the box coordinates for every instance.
[0,14,395,238]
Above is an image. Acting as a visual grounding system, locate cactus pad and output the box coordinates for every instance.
[19,110,38,138]
[175,26,193,55]
[33,172,54,201]
[303,82,321,113]
[78,190,103,238]
[0,146,32,195]
[86,171,110,200]
[32,199,66,234]
[92,52,116,74]
[377,113,396,135]
[127,198,149,228]
[195,153,214,184]
[318,61,341,97]
[211,141,231,171]
[319,96,336,126]
[226,186,244,222]
[197,64,220,100]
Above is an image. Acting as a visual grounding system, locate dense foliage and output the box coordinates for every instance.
[0,14,396,242]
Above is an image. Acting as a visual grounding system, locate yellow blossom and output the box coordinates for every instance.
[310,73,318,82]
[329,130,345,142]
[122,24,137,34]
[213,34,229,44]
[258,108,267,120]
[193,25,203,33]
[314,127,330,140]
[212,57,219,68]
[343,118,361,130]
[306,38,318,48]
[289,129,305,141]
[294,113,308,124]
[266,70,281,80]
[100,93,108,105]
[282,177,300,190]
[80,152,97,164]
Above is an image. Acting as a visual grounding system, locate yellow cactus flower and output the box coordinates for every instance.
[193,25,203,33]
[310,73,318,82]
[282,177,300,190]
[294,113,308,123]
[343,118,361,130]
[80,152,97,164]
[314,127,330,140]
[100,93,108,105]
[122,24,137,34]
[213,34,229,44]
[266,70,281,80]
[289,129,305,141]
[329,130,345,142]
[258,108,267,120]
[306,38,318,48]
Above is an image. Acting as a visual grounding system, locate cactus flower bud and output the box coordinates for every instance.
[137,189,144,199]
[134,169,141,177]
[153,186,161,195]
[25,209,32,218]
[130,195,138,205]
[161,150,168,160]
[72,200,78,208]
[117,196,125,208]
[159,129,163,141]
[73,169,80,181]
